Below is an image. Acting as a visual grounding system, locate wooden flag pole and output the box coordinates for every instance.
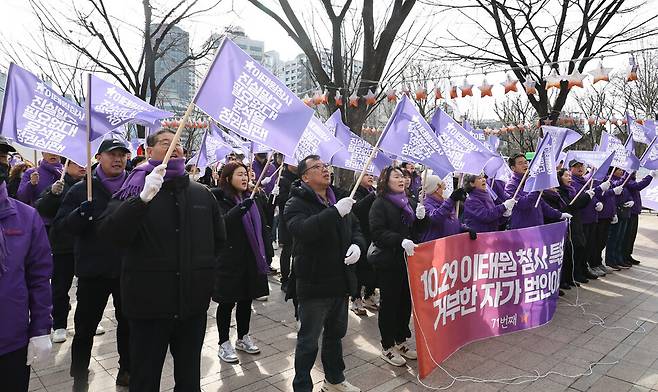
[33,150,38,167]
[511,168,530,200]
[418,167,428,205]
[85,74,93,202]
[349,127,386,199]
[250,153,273,199]
[534,190,544,208]
[569,177,594,206]
[60,159,69,181]
[270,163,285,205]
[455,173,464,214]
[163,102,195,165]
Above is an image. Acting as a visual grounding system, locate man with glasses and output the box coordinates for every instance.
[284,155,364,392]
[100,129,226,392]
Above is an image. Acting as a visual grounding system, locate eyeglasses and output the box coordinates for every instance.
[156,140,182,148]
[302,163,330,174]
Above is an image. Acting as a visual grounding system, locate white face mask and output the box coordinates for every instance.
[191,173,201,181]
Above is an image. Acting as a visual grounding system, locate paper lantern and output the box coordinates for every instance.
[415,86,427,101]
[449,83,458,99]
[567,70,585,89]
[313,90,323,105]
[434,87,443,100]
[588,117,596,125]
[502,73,518,94]
[386,88,397,102]
[348,92,359,108]
[598,118,607,125]
[459,78,474,97]
[334,92,343,107]
[627,54,639,82]
[303,94,314,107]
[545,69,561,89]
[401,85,410,97]
[589,61,612,84]
[364,89,377,106]
[524,80,537,95]
[479,77,493,97]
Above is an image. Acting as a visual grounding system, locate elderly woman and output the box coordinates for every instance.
[463,174,516,233]
[418,174,476,242]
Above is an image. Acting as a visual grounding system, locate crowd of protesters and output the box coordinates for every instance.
[0,131,656,392]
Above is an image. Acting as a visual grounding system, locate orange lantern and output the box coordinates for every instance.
[334,92,343,107]
[434,87,443,101]
[449,84,458,99]
[303,94,314,107]
[364,89,377,106]
[348,92,359,108]
[502,73,518,94]
[479,77,493,97]
[386,88,397,102]
[460,78,473,97]
[415,86,427,101]
[524,80,537,95]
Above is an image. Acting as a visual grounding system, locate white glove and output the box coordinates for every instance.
[401,239,418,256]
[334,197,355,217]
[502,209,512,217]
[651,170,658,178]
[623,200,634,208]
[271,185,280,197]
[416,204,426,220]
[261,176,272,186]
[599,180,611,191]
[139,164,166,203]
[584,190,595,198]
[503,199,517,210]
[595,202,603,212]
[51,180,64,195]
[611,214,618,224]
[26,335,51,366]
[344,244,361,265]
[613,186,623,195]
[561,213,573,220]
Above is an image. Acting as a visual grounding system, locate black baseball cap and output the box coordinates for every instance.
[0,136,16,153]
[568,159,584,167]
[96,139,130,155]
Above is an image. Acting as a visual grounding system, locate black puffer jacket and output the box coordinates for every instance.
[369,194,425,270]
[276,168,299,245]
[35,174,82,254]
[99,175,226,320]
[556,186,591,248]
[283,182,364,299]
[53,174,123,278]
[211,188,271,303]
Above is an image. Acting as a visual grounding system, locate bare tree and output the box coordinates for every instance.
[247,0,424,133]
[612,49,658,118]
[571,81,619,148]
[427,0,658,123]
[493,94,539,153]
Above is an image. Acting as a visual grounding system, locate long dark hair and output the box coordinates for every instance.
[557,168,569,187]
[376,166,404,196]
[219,161,248,197]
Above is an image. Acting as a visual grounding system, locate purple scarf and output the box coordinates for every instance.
[0,182,16,277]
[114,158,186,200]
[95,165,127,195]
[313,185,337,206]
[469,188,496,209]
[236,194,269,275]
[384,191,415,226]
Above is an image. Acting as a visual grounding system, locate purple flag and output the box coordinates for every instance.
[326,110,392,175]
[0,63,88,165]
[640,137,658,170]
[462,119,486,143]
[640,178,658,211]
[599,131,640,171]
[626,112,654,144]
[431,108,494,174]
[379,96,454,177]
[89,74,173,141]
[625,132,635,156]
[486,135,500,153]
[285,115,344,163]
[541,125,582,162]
[523,135,559,192]
[191,131,234,171]
[590,151,616,182]
[251,141,271,154]
[194,38,313,157]
[564,150,611,169]
[483,155,506,179]
[211,123,250,154]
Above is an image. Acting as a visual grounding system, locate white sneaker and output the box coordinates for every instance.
[321,380,361,392]
[235,334,260,354]
[362,296,379,311]
[255,296,268,301]
[218,341,239,363]
[380,348,406,367]
[395,342,417,359]
[351,299,367,316]
[95,325,105,335]
[52,328,67,343]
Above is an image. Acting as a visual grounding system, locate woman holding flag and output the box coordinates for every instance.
[211,161,272,364]
[463,173,516,233]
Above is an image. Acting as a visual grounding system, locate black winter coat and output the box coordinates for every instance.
[369,194,426,270]
[211,188,271,303]
[35,174,81,254]
[284,183,364,300]
[276,168,299,245]
[99,175,226,320]
[53,173,123,278]
[557,186,591,247]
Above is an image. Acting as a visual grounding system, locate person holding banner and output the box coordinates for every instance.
[597,168,627,271]
[463,174,516,233]
[210,161,272,364]
[419,174,477,242]
[283,155,363,392]
[0,181,53,392]
[17,152,63,206]
[606,168,634,269]
[53,140,131,387]
[351,174,378,315]
[622,170,658,265]
[34,161,86,344]
[505,153,565,229]
[100,129,226,392]
[369,166,427,367]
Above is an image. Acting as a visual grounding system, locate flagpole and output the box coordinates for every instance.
[511,168,531,200]
[569,177,593,206]
[33,150,38,167]
[418,166,428,205]
[271,163,285,205]
[250,152,272,199]
[85,74,93,202]
[349,129,386,199]
[622,135,656,187]
[163,102,195,165]
[455,173,464,214]
[534,190,544,208]
[60,158,69,181]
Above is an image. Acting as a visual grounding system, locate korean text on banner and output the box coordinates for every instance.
[408,221,568,379]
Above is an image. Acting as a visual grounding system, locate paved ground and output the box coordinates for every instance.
[28,213,658,391]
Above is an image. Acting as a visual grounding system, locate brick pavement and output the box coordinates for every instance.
[29,213,658,391]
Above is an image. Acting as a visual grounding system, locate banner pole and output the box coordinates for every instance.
[33,150,38,166]
[85,74,93,202]
[60,158,69,181]
[418,166,428,204]
[349,128,386,199]
[455,173,464,214]
[569,177,593,206]
[163,102,195,165]
[511,168,530,200]
[270,163,285,205]
[250,153,272,199]
[534,189,543,208]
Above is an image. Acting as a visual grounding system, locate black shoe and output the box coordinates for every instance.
[584,270,598,280]
[267,267,278,275]
[608,264,622,271]
[619,261,633,268]
[281,281,288,292]
[116,369,130,386]
[559,290,565,296]
[629,258,640,265]
[617,263,631,269]
[574,276,589,284]
[560,282,571,290]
